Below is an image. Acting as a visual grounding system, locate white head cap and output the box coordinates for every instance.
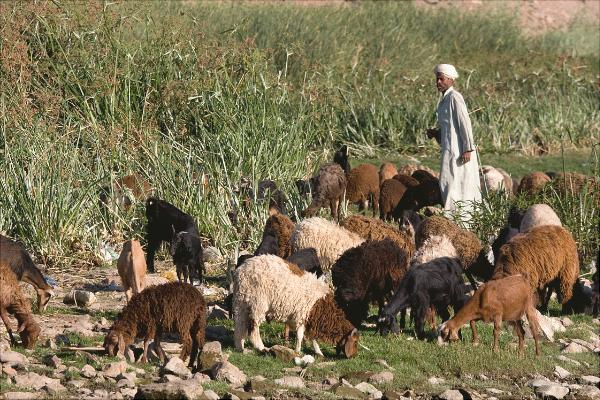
[434,64,459,80]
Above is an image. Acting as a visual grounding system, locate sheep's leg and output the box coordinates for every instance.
[514,320,526,356]
[283,323,290,345]
[371,192,379,217]
[176,265,183,283]
[154,329,168,364]
[312,340,324,357]
[146,238,160,273]
[492,316,502,353]
[525,306,541,357]
[248,318,266,352]
[399,310,406,330]
[540,286,554,313]
[0,308,15,344]
[179,331,192,363]
[295,325,305,354]
[141,337,151,363]
[234,314,247,351]
[470,320,479,345]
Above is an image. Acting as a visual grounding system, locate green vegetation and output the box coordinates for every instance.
[0,1,597,268]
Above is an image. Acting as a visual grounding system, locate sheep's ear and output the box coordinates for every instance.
[343,328,359,358]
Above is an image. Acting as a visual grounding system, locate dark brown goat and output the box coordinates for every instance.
[379,179,408,221]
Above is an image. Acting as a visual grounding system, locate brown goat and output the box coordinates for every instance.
[0,261,41,349]
[346,163,380,217]
[341,215,414,259]
[379,179,408,221]
[440,274,541,356]
[379,162,398,186]
[517,172,550,196]
[302,163,346,221]
[492,225,579,311]
[103,282,206,368]
[117,240,147,302]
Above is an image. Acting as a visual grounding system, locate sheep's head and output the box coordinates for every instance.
[333,145,350,174]
[103,330,129,356]
[377,314,400,336]
[399,210,421,239]
[36,288,53,313]
[439,321,460,343]
[336,328,359,358]
[19,320,40,349]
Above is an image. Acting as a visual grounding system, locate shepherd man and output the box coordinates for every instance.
[426,63,481,222]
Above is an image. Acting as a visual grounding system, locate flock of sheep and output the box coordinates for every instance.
[1,147,599,374]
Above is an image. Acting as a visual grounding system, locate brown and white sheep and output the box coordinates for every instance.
[234,255,359,358]
[117,240,147,302]
[379,162,398,186]
[517,172,550,196]
[301,163,347,220]
[518,204,561,233]
[0,261,41,349]
[492,225,579,311]
[346,163,380,217]
[103,282,206,368]
[340,215,414,259]
[379,179,408,221]
[440,274,541,356]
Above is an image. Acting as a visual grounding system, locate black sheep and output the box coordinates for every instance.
[378,257,468,340]
[333,145,351,175]
[145,197,202,275]
[170,231,204,285]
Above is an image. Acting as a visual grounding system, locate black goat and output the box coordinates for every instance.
[333,145,351,175]
[170,231,204,285]
[378,257,468,340]
[145,197,201,275]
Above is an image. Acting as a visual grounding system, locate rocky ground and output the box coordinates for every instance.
[1,249,599,400]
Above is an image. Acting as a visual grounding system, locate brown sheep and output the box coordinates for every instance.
[302,163,346,221]
[346,163,380,217]
[393,174,420,188]
[492,225,579,311]
[517,172,550,196]
[379,162,398,186]
[550,172,599,204]
[255,208,295,258]
[0,261,41,349]
[415,216,493,287]
[379,178,407,221]
[341,215,415,259]
[117,240,147,302]
[398,164,438,178]
[440,274,541,356]
[103,282,206,368]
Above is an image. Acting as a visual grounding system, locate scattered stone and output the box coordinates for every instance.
[208,304,229,320]
[323,377,339,386]
[67,380,86,388]
[159,374,182,383]
[581,376,600,385]
[556,355,581,366]
[93,389,109,398]
[120,387,138,399]
[294,354,315,367]
[203,246,222,263]
[486,388,504,395]
[554,365,571,379]
[43,355,62,369]
[163,356,192,379]
[200,390,220,400]
[248,376,277,393]
[334,385,367,399]
[438,389,464,400]
[274,375,305,389]
[529,377,554,388]
[199,341,224,371]
[190,372,211,384]
[535,384,569,399]
[478,374,489,381]
[135,381,204,400]
[102,360,127,378]
[211,361,247,387]
[3,393,41,400]
[63,290,97,307]
[572,339,597,351]
[560,317,573,327]
[562,342,590,353]
[282,366,302,374]
[355,382,380,396]
[0,350,28,366]
[14,372,48,390]
[428,377,445,385]
[2,364,17,378]
[577,385,600,400]
[269,345,296,363]
[343,371,375,382]
[369,371,394,384]
[43,379,67,394]
[381,391,411,400]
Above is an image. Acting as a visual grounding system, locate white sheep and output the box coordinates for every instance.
[410,235,458,267]
[519,204,561,233]
[291,217,364,272]
[233,255,359,358]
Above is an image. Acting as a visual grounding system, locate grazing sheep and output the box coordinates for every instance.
[379,179,407,221]
[0,234,53,312]
[145,197,201,274]
[410,235,457,267]
[100,173,152,211]
[117,240,147,302]
[492,225,579,311]
[440,274,540,356]
[378,257,467,339]
[398,164,438,178]
[414,216,493,286]
[340,215,414,258]
[346,163,380,217]
[170,231,204,285]
[234,255,359,358]
[517,172,550,196]
[491,226,519,262]
[0,261,41,349]
[103,282,206,367]
[391,179,442,222]
[301,163,347,220]
[379,162,398,186]
[287,248,323,277]
[332,239,410,327]
[255,208,295,258]
[519,204,561,233]
[550,172,599,203]
[393,174,420,188]
[292,217,364,272]
[480,166,512,196]
[411,169,438,183]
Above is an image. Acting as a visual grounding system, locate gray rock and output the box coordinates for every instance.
[191,372,211,384]
[159,374,182,383]
[43,355,62,369]
[535,384,569,399]
[14,372,48,390]
[63,290,97,307]
[581,376,600,385]
[199,341,224,371]
[205,325,230,341]
[117,377,136,388]
[428,376,445,385]
[562,342,590,353]
[120,387,138,399]
[560,317,573,327]
[93,389,109,398]
[554,365,571,379]
[529,377,554,388]
[102,360,127,378]
[0,350,28,366]
[3,393,41,400]
[163,357,192,379]
[135,381,204,400]
[355,382,382,399]
[334,385,367,399]
[43,378,67,394]
[438,389,464,400]
[576,385,600,400]
[486,388,504,395]
[369,371,394,384]
[66,380,86,388]
[201,390,220,400]
[323,377,339,386]
[572,339,597,351]
[212,361,247,387]
[274,376,305,389]
[556,355,581,366]
[269,345,296,363]
[203,246,222,263]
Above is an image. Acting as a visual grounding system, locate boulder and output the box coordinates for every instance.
[200,390,220,400]
[554,366,571,380]
[369,371,394,384]
[203,246,222,263]
[562,342,590,354]
[524,311,565,342]
[355,382,382,399]
[269,345,296,363]
[80,364,97,378]
[438,389,464,400]
[102,361,127,378]
[581,376,600,385]
[0,350,28,366]
[63,290,96,307]
[274,376,305,389]
[134,381,204,400]
[163,357,192,379]
[576,385,600,400]
[211,361,247,387]
[535,384,569,399]
[334,385,367,399]
[199,341,224,371]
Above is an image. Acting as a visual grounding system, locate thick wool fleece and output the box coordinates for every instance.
[379,163,398,186]
[346,163,380,215]
[292,217,364,271]
[411,235,457,266]
[519,204,561,233]
[341,215,414,258]
[517,172,550,196]
[379,179,408,221]
[257,212,296,258]
[493,225,579,303]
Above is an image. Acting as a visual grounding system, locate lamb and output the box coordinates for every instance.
[0,261,41,349]
[145,197,202,274]
[255,208,295,258]
[103,282,206,367]
[517,172,550,196]
[440,274,541,356]
[117,240,147,302]
[0,234,54,312]
[340,215,414,258]
[379,162,398,186]
[170,231,204,285]
[518,204,561,233]
[292,217,365,272]
[492,225,579,311]
[332,239,410,327]
[377,257,467,339]
[391,179,442,222]
[301,163,347,220]
[345,163,380,217]
[379,179,408,221]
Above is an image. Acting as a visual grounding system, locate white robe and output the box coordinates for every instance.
[436,87,481,218]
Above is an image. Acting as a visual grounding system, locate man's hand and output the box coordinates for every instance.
[461,151,473,163]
